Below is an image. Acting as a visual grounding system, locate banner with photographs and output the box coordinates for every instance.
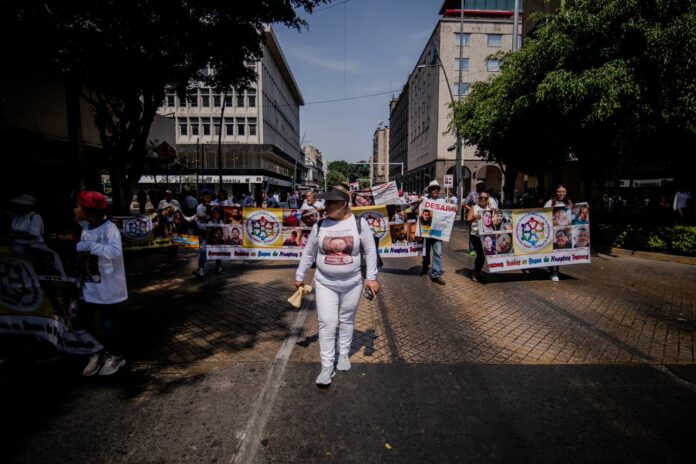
[416,199,458,241]
[112,204,199,250]
[0,245,103,354]
[351,181,400,207]
[479,203,591,273]
[205,204,423,260]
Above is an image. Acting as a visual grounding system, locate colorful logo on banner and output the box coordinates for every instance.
[0,257,44,313]
[355,206,392,248]
[244,209,282,246]
[121,215,153,240]
[513,211,553,254]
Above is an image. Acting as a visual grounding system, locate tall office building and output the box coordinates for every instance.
[157,26,304,196]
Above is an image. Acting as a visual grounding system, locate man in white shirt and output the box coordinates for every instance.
[301,190,325,212]
[9,194,45,245]
[157,190,181,210]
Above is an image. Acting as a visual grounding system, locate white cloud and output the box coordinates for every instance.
[287,45,365,74]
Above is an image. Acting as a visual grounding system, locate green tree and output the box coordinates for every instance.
[1,0,327,213]
[452,0,696,203]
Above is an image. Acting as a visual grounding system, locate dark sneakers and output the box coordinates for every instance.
[431,276,446,285]
[420,266,429,276]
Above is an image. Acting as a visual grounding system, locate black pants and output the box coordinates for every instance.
[76,301,123,355]
[470,235,485,273]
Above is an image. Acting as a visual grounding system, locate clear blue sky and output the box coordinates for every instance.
[275,0,441,164]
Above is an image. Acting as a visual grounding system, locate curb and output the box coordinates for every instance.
[602,247,696,266]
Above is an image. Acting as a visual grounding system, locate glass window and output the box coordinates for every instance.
[225,118,235,136]
[213,117,221,136]
[237,91,245,107]
[225,94,233,107]
[201,95,210,107]
[488,34,502,47]
[455,32,470,47]
[236,117,245,136]
[486,59,500,72]
[179,120,188,136]
[166,95,175,107]
[247,89,256,107]
[202,119,211,136]
[454,57,469,71]
[248,117,257,136]
[190,117,199,136]
[188,90,198,107]
[455,83,469,96]
[213,93,221,107]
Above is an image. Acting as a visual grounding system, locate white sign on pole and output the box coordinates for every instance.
[444,174,454,188]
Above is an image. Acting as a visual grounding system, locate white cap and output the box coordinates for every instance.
[10,194,36,206]
[426,180,441,191]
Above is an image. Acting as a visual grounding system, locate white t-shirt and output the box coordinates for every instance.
[301,199,325,211]
[10,212,45,244]
[675,191,691,209]
[296,215,378,287]
[544,199,573,208]
[78,221,128,304]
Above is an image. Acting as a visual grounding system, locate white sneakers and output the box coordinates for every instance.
[336,354,351,371]
[316,354,351,387]
[83,352,126,377]
[550,275,560,282]
[315,366,336,387]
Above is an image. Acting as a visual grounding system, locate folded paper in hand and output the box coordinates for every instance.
[287,284,313,308]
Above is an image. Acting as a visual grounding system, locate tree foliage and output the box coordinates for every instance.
[1,0,327,213]
[451,0,696,200]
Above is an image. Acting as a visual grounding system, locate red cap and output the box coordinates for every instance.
[77,191,108,210]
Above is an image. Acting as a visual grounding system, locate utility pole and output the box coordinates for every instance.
[512,0,520,52]
[455,0,464,217]
[217,90,227,191]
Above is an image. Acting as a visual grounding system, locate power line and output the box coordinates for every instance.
[300,0,354,17]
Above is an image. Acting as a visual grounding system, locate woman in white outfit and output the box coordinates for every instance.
[295,186,380,387]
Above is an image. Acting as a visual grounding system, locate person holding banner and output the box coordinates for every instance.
[193,190,223,277]
[465,192,494,282]
[294,186,379,387]
[419,180,446,285]
[544,185,573,282]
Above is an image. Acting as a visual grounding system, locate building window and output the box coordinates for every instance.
[166,94,175,107]
[248,117,257,136]
[454,57,469,71]
[237,91,245,107]
[455,32,470,47]
[247,89,256,107]
[486,59,501,72]
[190,117,199,136]
[488,34,502,47]
[201,89,210,107]
[225,94,233,107]
[213,117,221,136]
[213,93,221,107]
[236,118,245,136]
[225,117,234,136]
[179,119,188,136]
[188,90,198,107]
[202,118,211,136]
[455,83,469,96]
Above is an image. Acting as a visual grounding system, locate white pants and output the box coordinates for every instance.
[314,279,363,368]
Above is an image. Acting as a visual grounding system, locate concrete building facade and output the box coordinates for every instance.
[157,26,304,196]
[372,126,390,185]
[301,144,325,190]
[392,0,522,197]
[388,91,408,189]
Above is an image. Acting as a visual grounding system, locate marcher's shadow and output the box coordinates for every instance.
[296,329,376,358]
[455,267,577,284]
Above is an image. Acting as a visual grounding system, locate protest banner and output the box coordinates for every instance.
[352,181,400,207]
[480,203,591,272]
[205,204,424,260]
[0,245,102,354]
[113,204,199,250]
[416,198,457,241]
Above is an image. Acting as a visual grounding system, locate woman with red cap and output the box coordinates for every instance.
[74,191,128,376]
